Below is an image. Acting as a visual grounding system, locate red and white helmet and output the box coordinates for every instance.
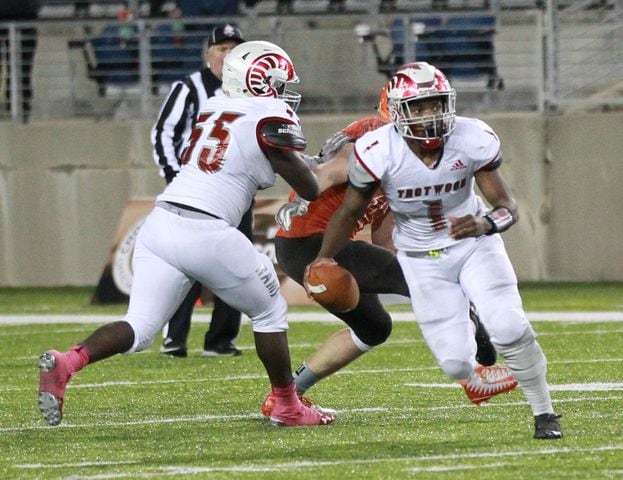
[375,83,390,120]
[222,40,301,111]
[387,62,456,149]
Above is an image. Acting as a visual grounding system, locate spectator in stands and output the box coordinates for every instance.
[151,24,249,358]
[149,0,168,17]
[177,0,240,16]
[0,0,40,122]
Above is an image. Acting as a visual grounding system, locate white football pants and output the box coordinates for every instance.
[124,206,287,353]
[397,234,531,378]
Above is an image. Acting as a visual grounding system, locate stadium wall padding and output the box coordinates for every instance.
[0,111,621,286]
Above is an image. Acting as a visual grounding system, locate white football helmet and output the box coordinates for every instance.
[387,62,456,149]
[222,40,301,111]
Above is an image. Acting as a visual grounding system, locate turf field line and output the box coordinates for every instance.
[4,394,622,433]
[404,382,623,391]
[406,462,510,473]
[13,445,623,478]
[16,461,140,468]
[3,359,622,391]
[1,311,622,325]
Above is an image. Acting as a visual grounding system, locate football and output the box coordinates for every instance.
[306,263,360,313]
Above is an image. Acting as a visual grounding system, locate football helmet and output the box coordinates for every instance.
[222,40,301,111]
[387,62,456,149]
[375,83,390,120]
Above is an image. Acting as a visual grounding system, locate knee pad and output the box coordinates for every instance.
[349,328,374,352]
[440,359,474,380]
[250,294,288,333]
[497,327,547,382]
[350,309,392,347]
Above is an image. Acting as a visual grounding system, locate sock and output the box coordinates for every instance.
[65,344,91,375]
[293,362,319,395]
[271,382,299,408]
[517,373,554,416]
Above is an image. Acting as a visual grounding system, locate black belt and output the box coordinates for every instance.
[157,201,222,220]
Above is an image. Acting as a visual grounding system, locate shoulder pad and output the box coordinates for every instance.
[260,120,307,152]
[343,115,390,139]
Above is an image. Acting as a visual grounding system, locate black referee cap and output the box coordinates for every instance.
[207,24,245,48]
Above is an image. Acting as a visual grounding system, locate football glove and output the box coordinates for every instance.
[319,131,353,159]
[275,195,310,231]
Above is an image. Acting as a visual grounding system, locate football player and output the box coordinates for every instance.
[262,82,513,418]
[308,62,562,439]
[38,41,335,428]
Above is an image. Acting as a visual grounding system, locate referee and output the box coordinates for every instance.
[151,24,249,358]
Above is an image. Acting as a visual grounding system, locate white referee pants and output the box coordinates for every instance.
[397,235,531,377]
[124,206,287,353]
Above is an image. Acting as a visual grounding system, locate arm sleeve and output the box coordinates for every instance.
[150,81,195,182]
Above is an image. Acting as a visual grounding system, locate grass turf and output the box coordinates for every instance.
[0,285,622,479]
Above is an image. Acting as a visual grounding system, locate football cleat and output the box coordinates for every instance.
[269,400,335,427]
[459,365,518,405]
[38,351,73,426]
[469,303,497,367]
[261,392,337,418]
[160,338,188,358]
[534,413,563,439]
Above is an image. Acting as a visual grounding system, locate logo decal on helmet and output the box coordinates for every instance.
[245,53,294,98]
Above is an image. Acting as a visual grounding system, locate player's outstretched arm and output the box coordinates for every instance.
[315,184,374,261]
[267,146,320,202]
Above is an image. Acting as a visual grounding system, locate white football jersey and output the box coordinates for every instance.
[349,116,502,251]
[158,96,301,226]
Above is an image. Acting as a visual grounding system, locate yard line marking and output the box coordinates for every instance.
[14,446,623,478]
[4,394,622,433]
[1,311,622,325]
[3,359,622,391]
[16,461,139,468]
[428,394,623,410]
[406,462,510,473]
[404,382,623,391]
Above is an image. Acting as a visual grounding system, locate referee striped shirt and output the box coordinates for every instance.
[151,67,223,183]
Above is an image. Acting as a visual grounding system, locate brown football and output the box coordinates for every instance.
[307,263,360,313]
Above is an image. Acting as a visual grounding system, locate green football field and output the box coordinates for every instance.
[1,284,622,479]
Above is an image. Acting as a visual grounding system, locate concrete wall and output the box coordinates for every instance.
[0,111,622,286]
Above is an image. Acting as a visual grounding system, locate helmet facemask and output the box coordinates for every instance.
[386,62,456,149]
[391,91,456,149]
[271,77,301,111]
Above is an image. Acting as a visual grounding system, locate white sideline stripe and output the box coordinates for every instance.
[1,311,623,325]
[16,461,139,469]
[3,361,622,392]
[14,446,623,477]
[406,462,510,473]
[404,382,623,391]
[5,394,622,433]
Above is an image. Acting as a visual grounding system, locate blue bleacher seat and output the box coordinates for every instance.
[87,23,139,94]
[150,22,220,85]
[388,14,501,88]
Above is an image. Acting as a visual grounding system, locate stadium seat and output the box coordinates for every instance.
[86,24,139,95]
[388,13,503,89]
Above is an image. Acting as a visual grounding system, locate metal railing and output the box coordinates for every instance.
[1,2,621,122]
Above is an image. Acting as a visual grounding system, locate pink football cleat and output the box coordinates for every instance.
[269,397,336,427]
[261,392,337,418]
[459,365,518,405]
[38,350,73,426]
